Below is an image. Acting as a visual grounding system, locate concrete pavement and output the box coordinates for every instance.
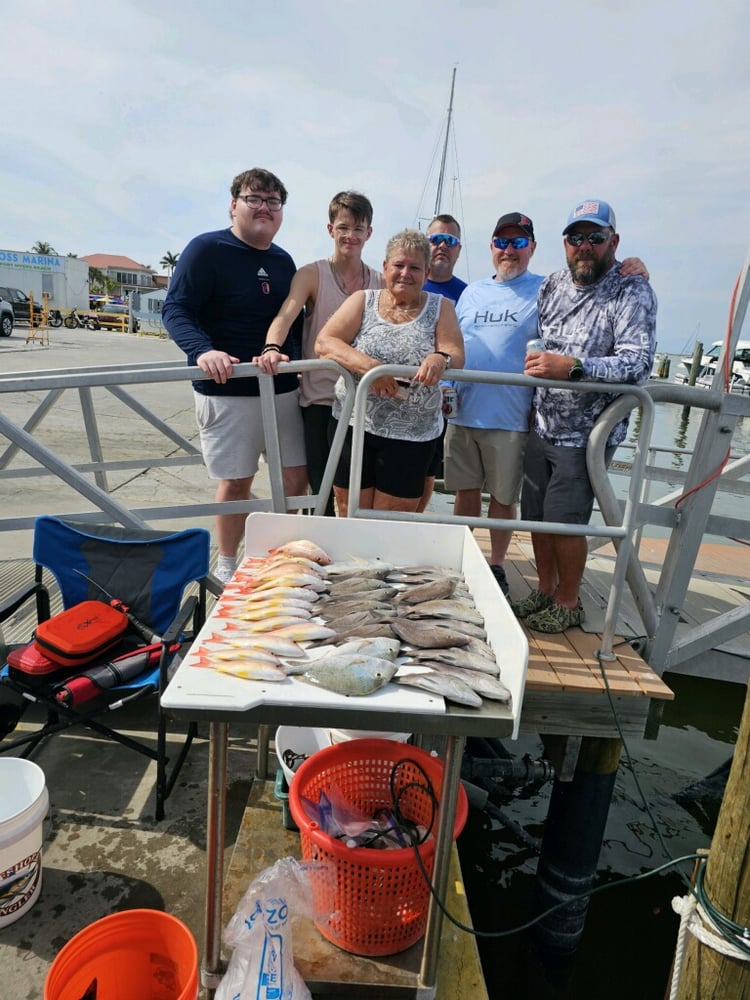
[0,326,266,998]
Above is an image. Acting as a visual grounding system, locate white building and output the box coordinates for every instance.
[0,249,90,310]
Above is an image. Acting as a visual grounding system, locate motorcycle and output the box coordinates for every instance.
[48,309,63,328]
[63,307,100,330]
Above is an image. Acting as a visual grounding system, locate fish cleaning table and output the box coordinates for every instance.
[162,513,529,997]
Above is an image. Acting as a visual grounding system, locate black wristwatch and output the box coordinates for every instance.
[568,358,584,381]
[435,351,452,368]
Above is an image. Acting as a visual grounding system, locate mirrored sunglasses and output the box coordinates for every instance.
[428,233,460,247]
[565,232,612,247]
[493,236,530,250]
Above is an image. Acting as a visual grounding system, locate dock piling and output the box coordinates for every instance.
[671,680,750,998]
[530,737,622,960]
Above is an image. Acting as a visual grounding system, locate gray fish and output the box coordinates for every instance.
[462,636,499,661]
[395,667,482,708]
[393,578,457,604]
[327,578,398,597]
[387,567,464,585]
[435,620,487,640]
[319,600,396,618]
[325,559,394,579]
[324,637,402,660]
[392,619,470,648]
[324,609,398,632]
[421,662,511,702]
[299,654,397,697]
[404,647,499,674]
[404,600,484,625]
[322,623,398,643]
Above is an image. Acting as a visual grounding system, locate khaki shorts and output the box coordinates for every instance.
[194,390,306,481]
[443,425,527,505]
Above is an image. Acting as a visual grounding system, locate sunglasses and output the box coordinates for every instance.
[428,233,460,247]
[565,232,612,247]
[492,236,530,250]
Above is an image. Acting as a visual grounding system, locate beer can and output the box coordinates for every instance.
[443,386,458,417]
[526,338,544,354]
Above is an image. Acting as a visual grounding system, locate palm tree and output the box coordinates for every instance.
[160,252,180,284]
[88,267,120,297]
[31,241,57,255]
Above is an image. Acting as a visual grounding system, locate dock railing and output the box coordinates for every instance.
[0,357,748,673]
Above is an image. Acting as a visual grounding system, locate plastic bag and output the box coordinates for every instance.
[216,856,334,1000]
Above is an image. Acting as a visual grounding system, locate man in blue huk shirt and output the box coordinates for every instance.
[444,212,542,597]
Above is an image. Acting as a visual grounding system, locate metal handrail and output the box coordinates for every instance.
[347,365,655,658]
[1,357,748,669]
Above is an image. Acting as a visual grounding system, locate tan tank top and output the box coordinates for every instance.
[299,259,382,406]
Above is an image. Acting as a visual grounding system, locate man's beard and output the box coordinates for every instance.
[568,247,615,285]
[496,259,526,281]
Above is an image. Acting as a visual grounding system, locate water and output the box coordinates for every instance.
[458,672,745,998]
[450,357,749,997]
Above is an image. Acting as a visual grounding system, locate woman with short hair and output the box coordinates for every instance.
[316,229,464,516]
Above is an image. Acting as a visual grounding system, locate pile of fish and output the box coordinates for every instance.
[192,538,511,709]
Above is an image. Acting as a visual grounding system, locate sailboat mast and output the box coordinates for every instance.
[433,67,457,216]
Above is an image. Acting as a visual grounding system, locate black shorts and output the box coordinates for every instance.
[425,423,446,478]
[330,420,440,499]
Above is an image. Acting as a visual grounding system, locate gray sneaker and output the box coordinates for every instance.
[511,590,553,620]
[526,601,585,634]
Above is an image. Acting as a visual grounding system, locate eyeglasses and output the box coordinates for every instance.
[428,233,460,247]
[565,232,612,247]
[493,236,530,250]
[236,193,283,211]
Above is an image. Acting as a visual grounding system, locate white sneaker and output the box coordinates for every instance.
[214,563,236,585]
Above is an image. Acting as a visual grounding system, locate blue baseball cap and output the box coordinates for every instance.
[562,199,617,234]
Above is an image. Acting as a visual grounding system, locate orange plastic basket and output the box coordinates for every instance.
[288,738,468,957]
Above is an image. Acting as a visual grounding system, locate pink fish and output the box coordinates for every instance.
[268,540,332,565]
[204,632,307,657]
[194,657,288,682]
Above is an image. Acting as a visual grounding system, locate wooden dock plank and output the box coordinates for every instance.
[472,529,674,706]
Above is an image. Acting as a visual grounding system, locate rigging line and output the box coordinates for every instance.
[450,125,470,282]
[414,123,446,228]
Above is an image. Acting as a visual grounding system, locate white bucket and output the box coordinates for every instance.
[328,729,411,746]
[275,727,413,786]
[0,757,49,928]
[275,726,330,786]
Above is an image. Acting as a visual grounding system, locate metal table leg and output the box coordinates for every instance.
[419,732,466,993]
[202,721,229,992]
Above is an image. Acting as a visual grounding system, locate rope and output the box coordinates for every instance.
[668,893,750,999]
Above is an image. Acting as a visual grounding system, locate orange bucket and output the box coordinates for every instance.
[288,738,467,957]
[44,908,199,1000]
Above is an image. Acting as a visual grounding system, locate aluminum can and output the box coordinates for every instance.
[526,338,544,354]
[442,386,458,417]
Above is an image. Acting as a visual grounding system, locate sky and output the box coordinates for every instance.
[5,0,750,353]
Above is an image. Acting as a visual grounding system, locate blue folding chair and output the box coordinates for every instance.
[0,515,210,820]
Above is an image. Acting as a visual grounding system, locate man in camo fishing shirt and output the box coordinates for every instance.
[516,199,657,634]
